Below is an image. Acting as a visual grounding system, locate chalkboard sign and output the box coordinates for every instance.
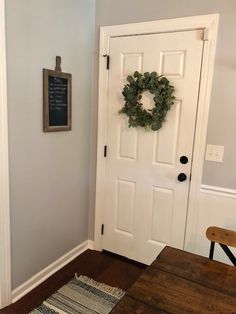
[43,67,71,132]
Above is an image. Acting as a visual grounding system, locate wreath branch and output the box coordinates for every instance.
[119,71,175,131]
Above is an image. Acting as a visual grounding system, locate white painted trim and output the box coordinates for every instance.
[94,14,219,252]
[200,185,236,199]
[88,240,95,250]
[185,14,219,253]
[11,240,90,303]
[0,0,11,309]
[98,14,219,38]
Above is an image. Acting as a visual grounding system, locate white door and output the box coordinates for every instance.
[102,30,203,264]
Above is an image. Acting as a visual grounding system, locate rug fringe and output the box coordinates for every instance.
[74,273,125,299]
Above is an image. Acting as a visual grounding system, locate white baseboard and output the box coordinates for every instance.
[11,240,92,303]
[88,240,95,250]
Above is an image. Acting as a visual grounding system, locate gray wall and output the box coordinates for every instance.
[88,0,236,239]
[6,0,95,289]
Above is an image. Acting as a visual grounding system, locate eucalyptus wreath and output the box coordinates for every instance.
[119,71,175,131]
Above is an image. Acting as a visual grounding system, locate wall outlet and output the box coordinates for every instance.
[205,144,224,162]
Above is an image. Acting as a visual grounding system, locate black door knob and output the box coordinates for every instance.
[180,156,188,164]
[177,173,187,182]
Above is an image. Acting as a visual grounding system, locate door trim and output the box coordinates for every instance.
[94,14,219,252]
[0,0,12,308]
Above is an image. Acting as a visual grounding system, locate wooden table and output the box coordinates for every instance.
[112,246,236,313]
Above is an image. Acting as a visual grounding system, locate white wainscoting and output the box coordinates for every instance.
[185,184,236,265]
[12,240,95,303]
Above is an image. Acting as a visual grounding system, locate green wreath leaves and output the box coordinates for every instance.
[119,71,175,131]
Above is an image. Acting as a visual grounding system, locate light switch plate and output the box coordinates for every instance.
[205,144,224,162]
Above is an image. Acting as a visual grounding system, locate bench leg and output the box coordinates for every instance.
[209,241,215,260]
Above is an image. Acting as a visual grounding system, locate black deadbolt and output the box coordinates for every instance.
[180,156,188,164]
[177,173,187,182]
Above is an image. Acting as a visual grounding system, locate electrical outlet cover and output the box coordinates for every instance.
[205,144,224,162]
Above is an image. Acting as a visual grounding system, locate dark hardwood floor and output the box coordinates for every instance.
[1,250,146,314]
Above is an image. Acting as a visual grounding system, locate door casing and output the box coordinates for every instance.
[0,0,11,308]
[94,14,219,255]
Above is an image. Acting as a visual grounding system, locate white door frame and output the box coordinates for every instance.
[0,0,12,308]
[94,14,219,253]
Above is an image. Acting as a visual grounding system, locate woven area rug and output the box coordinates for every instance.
[29,275,125,314]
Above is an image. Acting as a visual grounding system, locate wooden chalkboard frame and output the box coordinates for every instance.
[43,68,72,132]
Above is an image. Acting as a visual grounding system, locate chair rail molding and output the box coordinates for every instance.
[200,185,236,199]
[0,0,11,308]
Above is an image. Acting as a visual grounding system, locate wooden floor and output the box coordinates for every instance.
[0,250,146,314]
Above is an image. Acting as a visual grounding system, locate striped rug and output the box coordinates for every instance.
[30,275,125,314]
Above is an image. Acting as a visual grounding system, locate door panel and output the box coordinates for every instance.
[160,50,186,78]
[150,186,174,244]
[119,124,138,160]
[154,101,181,165]
[103,30,203,264]
[116,179,135,235]
[122,53,143,76]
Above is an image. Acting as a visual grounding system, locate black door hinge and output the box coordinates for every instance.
[103,54,110,70]
[106,55,110,69]
[101,224,104,235]
[104,145,107,157]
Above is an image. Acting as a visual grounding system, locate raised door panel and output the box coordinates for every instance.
[116,179,136,235]
[154,101,182,165]
[150,186,174,244]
